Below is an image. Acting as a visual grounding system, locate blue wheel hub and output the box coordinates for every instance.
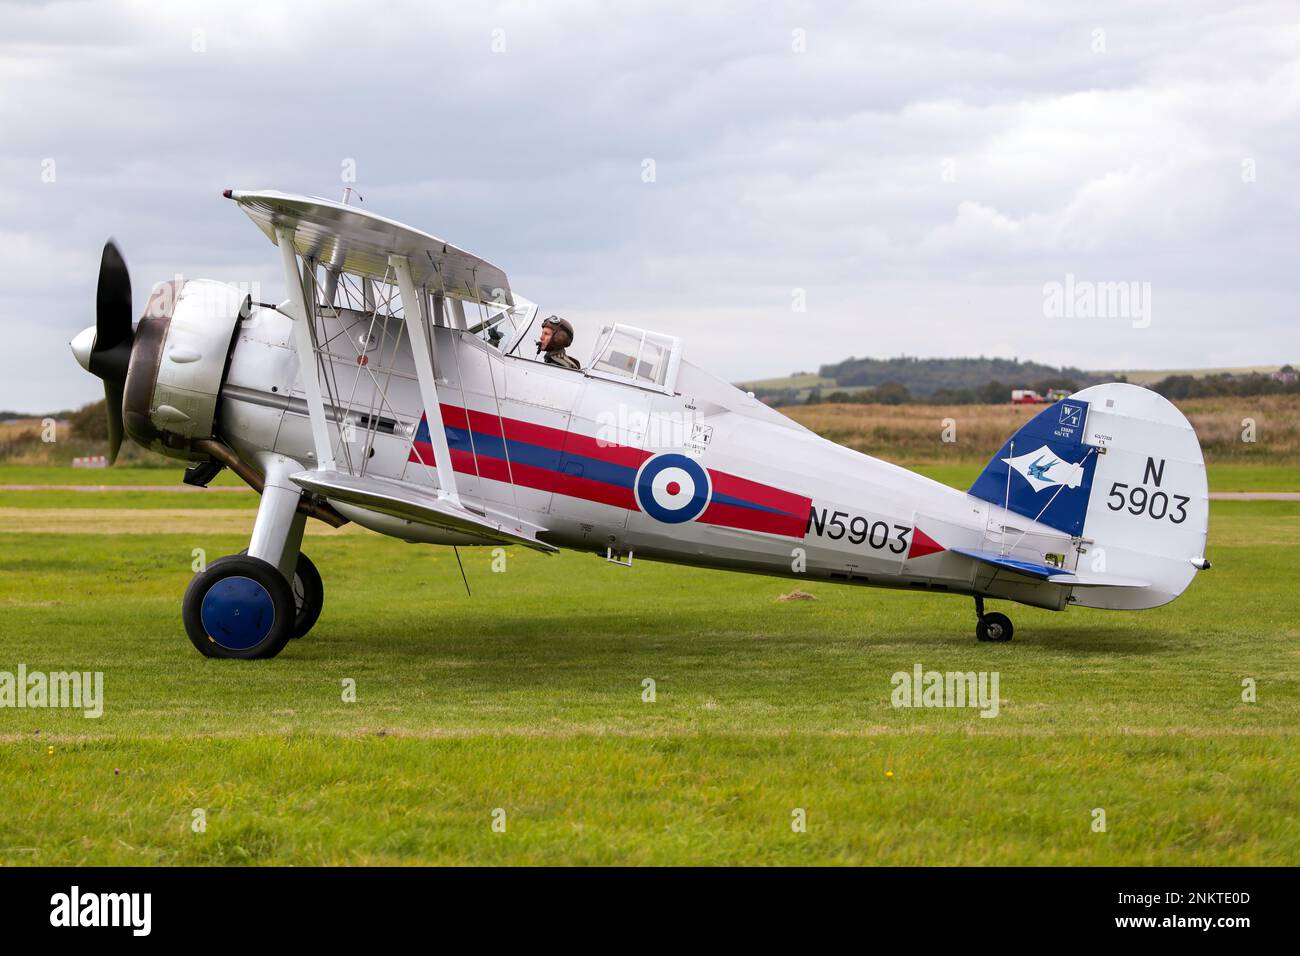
[199,575,276,650]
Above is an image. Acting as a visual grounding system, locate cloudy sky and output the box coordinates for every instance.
[1,0,1297,411]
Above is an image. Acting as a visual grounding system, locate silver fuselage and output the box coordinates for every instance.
[221,304,1076,611]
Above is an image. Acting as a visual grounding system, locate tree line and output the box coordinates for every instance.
[791,367,1299,406]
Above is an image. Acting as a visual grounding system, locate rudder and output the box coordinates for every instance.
[969,384,1210,610]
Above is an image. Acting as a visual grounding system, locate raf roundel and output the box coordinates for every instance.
[635,453,711,524]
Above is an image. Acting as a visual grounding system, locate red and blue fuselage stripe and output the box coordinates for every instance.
[409,406,810,537]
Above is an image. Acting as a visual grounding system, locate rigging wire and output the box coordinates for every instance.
[453,546,471,597]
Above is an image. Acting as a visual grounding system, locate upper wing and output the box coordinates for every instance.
[226,189,512,305]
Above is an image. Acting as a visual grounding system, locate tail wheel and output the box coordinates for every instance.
[977,612,1014,643]
[183,555,295,659]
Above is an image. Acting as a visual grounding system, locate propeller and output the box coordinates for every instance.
[71,240,135,463]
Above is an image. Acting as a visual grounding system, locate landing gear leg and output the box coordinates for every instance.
[182,454,310,659]
[247,454,307,574]
[974,596,1014,643]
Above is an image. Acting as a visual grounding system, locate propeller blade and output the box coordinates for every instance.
[82,239,135,464]
[95,240,133,352]
[103,378,125,465]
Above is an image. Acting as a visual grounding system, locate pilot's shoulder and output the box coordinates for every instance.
[544,351,581,370]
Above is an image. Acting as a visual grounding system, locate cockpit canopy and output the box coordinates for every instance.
[585,324,682,393]
[464,298,538,354]
[463,300,683,394]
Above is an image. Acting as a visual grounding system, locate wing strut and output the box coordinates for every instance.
[390,253,460,505]
[275,226,336,471]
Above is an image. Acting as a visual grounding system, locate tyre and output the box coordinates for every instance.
[237,549,324,638]
[976,612,1014,643]
[289,552,324,638]
[183,554,295,659]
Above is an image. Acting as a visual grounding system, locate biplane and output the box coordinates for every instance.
[70,190,1211,658]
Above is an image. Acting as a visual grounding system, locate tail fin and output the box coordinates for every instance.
[969,384,1209,609]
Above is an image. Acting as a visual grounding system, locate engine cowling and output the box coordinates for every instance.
[123,279,250,461]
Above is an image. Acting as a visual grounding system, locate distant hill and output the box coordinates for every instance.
[0,409,77,421]
[739,356,1101,404]
[819,356,1099,395]
[1087,365,1291,386]
[739,357,1298,406]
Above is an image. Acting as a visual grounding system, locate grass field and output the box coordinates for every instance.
[0,464,247,487]
[0,478,1297,865]
[2,451,1295,500]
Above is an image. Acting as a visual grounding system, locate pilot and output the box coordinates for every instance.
[536,315,581,370]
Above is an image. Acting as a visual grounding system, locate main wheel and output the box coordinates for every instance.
[183,555,295,659]
[237,549,324,638]
[976,612,1014,643]
[288,552,324,638]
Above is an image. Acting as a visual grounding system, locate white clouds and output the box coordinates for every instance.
[923,200,1023,251]
[0,0,1297,411]
[0,231,94,294]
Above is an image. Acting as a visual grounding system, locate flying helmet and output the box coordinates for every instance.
[539,315,574,351]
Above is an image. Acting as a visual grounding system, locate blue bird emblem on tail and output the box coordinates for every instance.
[1026,455,1059,481]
